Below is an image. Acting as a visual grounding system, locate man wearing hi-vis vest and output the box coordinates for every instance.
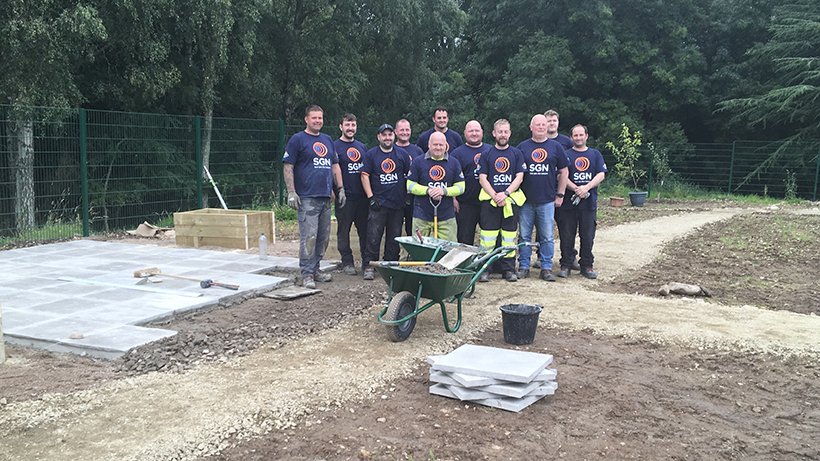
[476,119,527,282]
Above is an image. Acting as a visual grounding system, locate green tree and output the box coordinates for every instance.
[717,0,820,143]
[0,0,106,229]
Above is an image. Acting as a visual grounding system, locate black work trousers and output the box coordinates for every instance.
[363,206,404,267]
[456,201,481,246]
[555,208,597,269]
[335,196,368,268]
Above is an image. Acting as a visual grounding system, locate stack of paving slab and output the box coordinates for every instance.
[428,344,557,412]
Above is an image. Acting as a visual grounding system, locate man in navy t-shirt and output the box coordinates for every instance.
[361,124,411,280]
[406,131,465,242]
[451,120,491,246]
[556,124,608,279]
[395,119,425,236]
[415,106,464,154]
[283,105,345,288]
[477,119,526,282]
[516,113,569,282]
[545,109,573,150]
[333,113,369,275]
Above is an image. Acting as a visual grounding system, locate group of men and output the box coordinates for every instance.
[283,105,607,288]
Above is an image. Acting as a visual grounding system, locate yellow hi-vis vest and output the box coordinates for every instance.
[478,189,527,218]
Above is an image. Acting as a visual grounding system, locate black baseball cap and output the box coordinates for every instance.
[378,123,394,134]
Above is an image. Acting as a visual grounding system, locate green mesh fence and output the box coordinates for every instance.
[1,104,818,248]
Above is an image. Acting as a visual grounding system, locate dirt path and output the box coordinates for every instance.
[3,207,819,461]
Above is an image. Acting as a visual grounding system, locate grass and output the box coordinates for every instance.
[0,221,83,246]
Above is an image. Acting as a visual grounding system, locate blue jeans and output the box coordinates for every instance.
[298,197,332,279]
[517,201,555,271]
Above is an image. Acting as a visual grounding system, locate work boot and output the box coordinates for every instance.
[303,275,316,289]
[540,269,556,282]
[314,270,332,282]
[533,260,541,269]
[572,259,582,271]
[581,267,597,279]
[343,265,357,276]
[516,268,530,279]
[478,271,490,282]
[556,267,570,278]
[363,267,375,280]
[504,271,518,282]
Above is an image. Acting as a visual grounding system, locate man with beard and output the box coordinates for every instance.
[476,119,526,282]
[361,124,411,280]
[450,120,491,246]
[333,113,369,275]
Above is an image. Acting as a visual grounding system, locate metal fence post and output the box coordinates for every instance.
[278,119,285,206]
[646,147,653,197]
[79,108,90,237]
[195,116,203,209]
[728,140,736,193]
[814,142,820,202]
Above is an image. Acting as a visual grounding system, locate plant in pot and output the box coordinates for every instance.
[606,123,647,206]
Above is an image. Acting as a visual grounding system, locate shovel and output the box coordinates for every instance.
[436,247,478,270]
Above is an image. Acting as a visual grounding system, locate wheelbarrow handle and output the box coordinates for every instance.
[465,242,539,270]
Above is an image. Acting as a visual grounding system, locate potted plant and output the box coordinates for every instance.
[606,123,647,206]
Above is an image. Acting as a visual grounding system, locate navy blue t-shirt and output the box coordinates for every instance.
[450,143,491,205]
[399,144,425,163]
[560,147,608,211]
[334,138,368,200]
[361,146,411,210]
[517,138,569,204]
[283,131,338,198]
[407,155,464,221]
[476,146,526,193]
[416,128,464,154]
[550,134,573,151]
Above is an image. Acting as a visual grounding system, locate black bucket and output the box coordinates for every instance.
[500,304,543,345]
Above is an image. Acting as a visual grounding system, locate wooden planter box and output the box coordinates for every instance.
[174,208,275,249]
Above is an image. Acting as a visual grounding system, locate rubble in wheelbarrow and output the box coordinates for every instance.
[427,344,556,412]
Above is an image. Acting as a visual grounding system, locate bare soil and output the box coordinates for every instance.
[2,199,819,461]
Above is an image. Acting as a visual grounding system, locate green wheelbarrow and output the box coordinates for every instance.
[374,242,537,342]
[394,235,483,270]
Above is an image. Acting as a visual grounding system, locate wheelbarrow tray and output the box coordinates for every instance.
[395,236,480,269]
[374,265,476,302]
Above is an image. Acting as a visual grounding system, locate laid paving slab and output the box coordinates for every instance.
[0,240,330,359]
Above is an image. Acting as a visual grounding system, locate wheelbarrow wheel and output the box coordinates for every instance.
[385,291,417,342]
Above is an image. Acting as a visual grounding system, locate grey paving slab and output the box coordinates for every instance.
[0,240,304,359]
[427,344,553,383]
[429,383,554,413]
[446,380,557,401]
[430,369,557,398]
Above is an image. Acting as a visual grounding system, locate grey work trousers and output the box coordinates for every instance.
[298,197,332,279]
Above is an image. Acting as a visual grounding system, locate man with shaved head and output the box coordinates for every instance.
[406,131,465,242]
[450,120,491,245]
[516,113,569,281]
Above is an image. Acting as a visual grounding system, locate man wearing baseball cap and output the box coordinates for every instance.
[361,124,411,280]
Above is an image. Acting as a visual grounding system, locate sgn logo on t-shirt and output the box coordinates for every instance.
[473,153,481,166]
[429,165,446,181]
[531,148,548,163]
[381,158,396,173]
[347,148,362,162]
[575,157,590,171]
[313,143,329,157]
[494,157,510,173]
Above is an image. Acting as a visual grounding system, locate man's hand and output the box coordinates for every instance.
[428,186,445,200]
[453,197,460,213]
[369,196,381,212]
[337,188,347,208]
[287,190,301,210]
[493,191,507,207]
